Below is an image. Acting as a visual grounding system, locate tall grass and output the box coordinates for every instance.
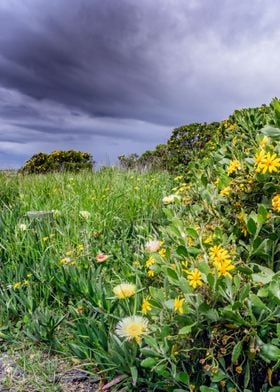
[0,169,173,341]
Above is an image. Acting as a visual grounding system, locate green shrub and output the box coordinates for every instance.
[19,150,94,174]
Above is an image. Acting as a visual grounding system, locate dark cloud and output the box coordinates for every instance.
[0,0,280,167]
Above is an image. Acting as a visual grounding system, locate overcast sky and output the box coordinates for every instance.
[0,0,280,168]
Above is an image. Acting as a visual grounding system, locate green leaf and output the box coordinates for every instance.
[186,228,199,239]
[130,366,138,386]
[140,357,157,368]
[252,266,275,284]
[249,294,268,310]
[232,341,243,363]
[277,324,280,339]
[179,322,197,335]
[247,218,257,235]
[165,268,179,284]
[175,372,189,384]
[261,125,280,139]
[200,387,217,392]
[269,281,280,303]
[261,343,280,361]
[257,205,268,224]
[239,284,250,302]
[149,287,165,301]
[211,369,226,382]
[244,360,250,388]
[144,336,158,349]
[176,245,188,257]
[197,262,210,275]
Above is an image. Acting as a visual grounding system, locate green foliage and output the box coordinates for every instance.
[19,150,94,174]
[166,121,221,171]
[1,99,280,391]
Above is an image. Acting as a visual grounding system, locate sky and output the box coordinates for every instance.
[0,0,280,168]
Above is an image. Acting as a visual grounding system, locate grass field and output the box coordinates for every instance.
[0,169,174,390]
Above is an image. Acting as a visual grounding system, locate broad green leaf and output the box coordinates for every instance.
[200,387,217,392]
[249,294,268,310]
[261,125,280,139]
[197,262,210,275]
[232,341,243,362]
[175,372,189,384]
[261,343,280,361]
[140,357,157,368]
[211,369,226,382]
[179,322,197,335]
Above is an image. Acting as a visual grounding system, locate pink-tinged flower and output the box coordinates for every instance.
[145,240,161,253]
[95,253,109,263]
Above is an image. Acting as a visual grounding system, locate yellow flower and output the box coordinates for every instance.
[113,283,136,299]
[59,257,72,265]
[227,160,241,175]
[254,150,266,167]
[259,136,269,149]
[23,280,29,286]
[220,187,231,196]
[235,366,243,374]
[272,194,280,212]
[181,260,188,269]
[146,256,155,268]
[203,234,214,244]
[115,316,148,344]
[174,297,185,314]
[13,282,21,289]
[256,152,280,174]
[215,259,235,278]
[142,298,152,314]
[187,268,203,288]
[147,270,155,277]
[65,250,73,256]
[77,244,84,252]
[132,260,140,267]
[158,248,166,257]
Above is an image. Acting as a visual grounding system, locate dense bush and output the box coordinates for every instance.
[19,150,94,174]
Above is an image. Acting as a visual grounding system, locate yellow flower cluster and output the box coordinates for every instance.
[237,211,248,236]
[272,194,280,212]
[174,296,185,314]
[209,245,235,278]
[220,186,231,196]
[186,268,203,288]
[255,151,280,174]
[141,297,152,314]
[11,277,31,290]
[227,160,241,175]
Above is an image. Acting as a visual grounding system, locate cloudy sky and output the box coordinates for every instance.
[0,0,280,168]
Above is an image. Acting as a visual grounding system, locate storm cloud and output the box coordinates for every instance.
[0,0,280,167]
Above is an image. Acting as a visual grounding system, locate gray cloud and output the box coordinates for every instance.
[0,0,280,167]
